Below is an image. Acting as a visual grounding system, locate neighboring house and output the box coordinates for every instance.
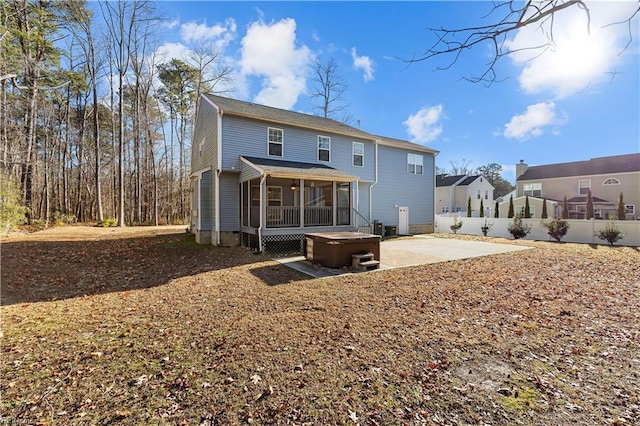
[513,154,640,219]
[190,94,438,253]
[435,174,494,216]
[497,195,558,219]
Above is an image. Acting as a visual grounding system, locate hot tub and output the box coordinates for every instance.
[305,232,381,269]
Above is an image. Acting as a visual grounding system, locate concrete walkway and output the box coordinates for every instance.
[275,235,532,279]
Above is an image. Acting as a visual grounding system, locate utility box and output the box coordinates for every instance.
[373,220,383,235]
[384,225,397,237]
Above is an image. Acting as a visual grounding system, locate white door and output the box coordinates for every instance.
[398,206,409,234]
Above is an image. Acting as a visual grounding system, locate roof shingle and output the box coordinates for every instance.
[518,153,640,180]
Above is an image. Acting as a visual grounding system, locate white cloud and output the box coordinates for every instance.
[240,18,313,109]
[162,18,179,30]
[503,102,568,140]
[180,18,237,51]
[156,42,192,63]
[505,1,638,98]
[404,104,444,144]
[351,47,374,81]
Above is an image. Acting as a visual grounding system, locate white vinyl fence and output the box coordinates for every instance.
[435,216,640,246]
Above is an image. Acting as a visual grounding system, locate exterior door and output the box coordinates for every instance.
[398,206,409,235]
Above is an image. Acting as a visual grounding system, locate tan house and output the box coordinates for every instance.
[436,174,495,216]
[514,153,640,219]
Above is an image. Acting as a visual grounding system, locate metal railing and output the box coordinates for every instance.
[353,208,373,233]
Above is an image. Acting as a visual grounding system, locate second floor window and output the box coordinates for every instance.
[407,153,423,174]
[523,182,541,197]
[318,136,330,162]
[578,179,591,195]
[603,178,620,185]
[484,190,489,200]
[477,190,481,200]
[268,127,283,157]
[352,142,364,167]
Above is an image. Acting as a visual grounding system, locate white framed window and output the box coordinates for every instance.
[578,179,591,195]
[352,142,364,167]
[484,190,489,200]
[441,206,449,213]
[407,153,423,175]
[268,127,283,157]
[625,204,635,215]
[603,178,620,185]
[523,182,542,197]
[318,136,330,162]
[455,207,462,213]
[477,190,481,200]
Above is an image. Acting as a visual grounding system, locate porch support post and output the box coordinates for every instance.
[299,178,305,228]
[332,181,337,226]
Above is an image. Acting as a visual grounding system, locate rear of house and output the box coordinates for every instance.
[190,94,438,254]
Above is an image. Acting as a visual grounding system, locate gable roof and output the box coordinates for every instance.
[436,174,482,187]
[518,153,640,181]
[203,94,374,140]
[202,94,438,155]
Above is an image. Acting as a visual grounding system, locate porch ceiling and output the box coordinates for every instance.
[241,156,359,182]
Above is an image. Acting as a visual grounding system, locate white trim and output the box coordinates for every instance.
[352,141,364,167]
[267,127,284,157]
[317,135,331,162]
[602,178,621,185]
[190,165,212,178]
[369,140,379,222]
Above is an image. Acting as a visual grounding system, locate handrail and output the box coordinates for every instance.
[353,208,373,233]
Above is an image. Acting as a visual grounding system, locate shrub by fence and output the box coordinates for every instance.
[435,216,640,246]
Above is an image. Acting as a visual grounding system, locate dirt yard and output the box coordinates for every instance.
[1,226,639,425]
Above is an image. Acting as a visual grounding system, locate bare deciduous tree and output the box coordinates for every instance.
[309,57,351,122]
[407,0,640,84]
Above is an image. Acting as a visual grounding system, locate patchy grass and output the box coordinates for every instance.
[1,227,639,425]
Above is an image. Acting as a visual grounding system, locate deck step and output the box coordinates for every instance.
[352,252,374,260]
[359,260,380,267]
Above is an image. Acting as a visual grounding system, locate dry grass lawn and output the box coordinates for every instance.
[1,226,639,425]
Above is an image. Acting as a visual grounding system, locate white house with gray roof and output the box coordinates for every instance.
[190,94,438,254]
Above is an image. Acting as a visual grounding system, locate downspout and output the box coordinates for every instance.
[368,139,379,222]
[215,104,223,245]
[257,174,267,252]
[432,152,439,230]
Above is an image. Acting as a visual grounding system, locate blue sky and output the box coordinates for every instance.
[151,1,639,182]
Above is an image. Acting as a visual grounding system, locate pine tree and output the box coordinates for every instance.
[494,200,499,218]
[562,195,569,219]
[586,190,594,220]
[467,196,472,217]
[508,195,514,218]
[541,197,548,219]
[479,199,484,217]
[617,192,626,220]
[524,195,531,218]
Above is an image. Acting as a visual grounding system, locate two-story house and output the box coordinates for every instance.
[435,174,494,216]
[513,153,640,219]
[190,94,438,254]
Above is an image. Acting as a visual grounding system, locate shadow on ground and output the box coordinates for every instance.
[1,232,293,305]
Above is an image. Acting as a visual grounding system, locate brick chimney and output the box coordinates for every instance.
[515,159,528,179]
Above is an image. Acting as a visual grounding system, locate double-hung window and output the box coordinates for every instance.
[318,136,330,162]
[625,205,635,215]
[268,127,283,157]
[352,142,364,167]
[407,153,423,174]
[484,190,489,200]
[523,182,542,197]
[578,179,591,195]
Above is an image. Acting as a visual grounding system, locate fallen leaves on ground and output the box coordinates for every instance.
[1,227,639,425]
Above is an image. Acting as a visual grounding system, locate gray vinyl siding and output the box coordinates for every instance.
[371,145,435,226]
[200,170,213,230]
[221,115,375,181]
[192,98,218,173]
[219,172,239,231]
[356,182,371,219]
